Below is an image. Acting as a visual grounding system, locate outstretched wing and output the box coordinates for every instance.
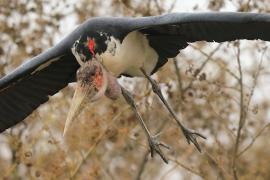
[0,44,79,133]
[127,12,270,72]
[0,19,91,133]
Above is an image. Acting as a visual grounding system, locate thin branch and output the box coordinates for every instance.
[135,151,149,180]
[245,47,267,115]
[118,0,138,15]
[167,0,177,13]
[153,0,163,14]
[207,101,236,141]
[190,44,239,81]
[173,58,183,99]
[237,123,270,157]
[232,43,245,180]
[160,164,178,180]
[183,44,222,92]
[170,158,205,179]
[204,152,231,179]
[234,47,267,159]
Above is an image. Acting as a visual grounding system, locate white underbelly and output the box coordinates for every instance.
[98,31,158,77]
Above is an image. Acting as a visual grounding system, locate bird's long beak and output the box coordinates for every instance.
[63,60,108,136]
[63,84,89,136]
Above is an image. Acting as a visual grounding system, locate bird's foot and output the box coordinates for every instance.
[181,127,206,152]
[148,135,170,164]
[140,67,206,152]
[121,87,170,163]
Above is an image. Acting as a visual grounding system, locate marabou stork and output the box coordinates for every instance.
[1,12,270,163]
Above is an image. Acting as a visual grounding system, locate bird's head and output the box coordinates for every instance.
[63,59,108,136]
[71,32,108,65]
[64,32,121,136]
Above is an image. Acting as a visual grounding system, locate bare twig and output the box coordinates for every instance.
[232,43,245,180]
[160,164,178,180]
[135,151,149,180]
[237,123,270,157]
[167,0,177,12]
[183,44,222,92]
[170,158,205,179]
[205,152,231,179]
[118,0,137,15]
[207,101,236,141]
[190,44,239,80]
[153,0,163,14]
[233,47,267,160]
[245,47,267,115]
[173,58,183,99]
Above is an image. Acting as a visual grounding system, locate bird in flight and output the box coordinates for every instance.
[0,12,270,163]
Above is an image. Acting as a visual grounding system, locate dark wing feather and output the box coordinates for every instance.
[128,12,270,72]
[0,21,86,132]
[0,49,79,133]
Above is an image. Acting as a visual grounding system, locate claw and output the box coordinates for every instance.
[148,136,170,164]
[182,128,206,152]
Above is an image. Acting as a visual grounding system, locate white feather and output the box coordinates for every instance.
[98,31,159,76]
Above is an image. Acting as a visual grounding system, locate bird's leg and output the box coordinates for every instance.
[140,68,206,152]
[121,87,169,163]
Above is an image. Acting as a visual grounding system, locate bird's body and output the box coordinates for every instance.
[99,31,158,77]
[1,12,270,135]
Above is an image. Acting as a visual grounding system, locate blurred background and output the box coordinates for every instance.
[1,0,270,179]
